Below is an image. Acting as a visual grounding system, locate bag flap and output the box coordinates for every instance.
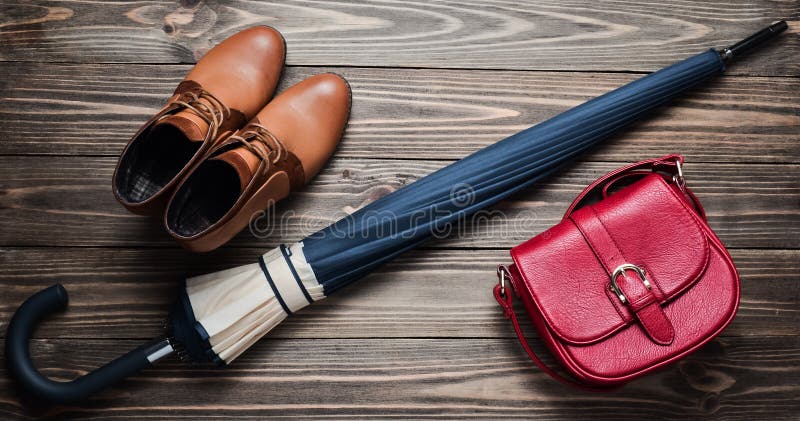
[510,174,710,345]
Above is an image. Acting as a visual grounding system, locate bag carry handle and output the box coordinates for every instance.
[493,267,616,392]
[562,154,690,219]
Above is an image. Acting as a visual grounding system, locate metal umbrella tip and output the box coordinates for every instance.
[770,20,789,33]
[720,20,790,62]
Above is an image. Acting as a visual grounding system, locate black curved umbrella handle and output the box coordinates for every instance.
[5,284,173,405]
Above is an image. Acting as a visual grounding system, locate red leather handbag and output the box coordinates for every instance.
[494,154,740,388]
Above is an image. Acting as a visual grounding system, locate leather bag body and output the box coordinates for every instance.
[495,155,740,388]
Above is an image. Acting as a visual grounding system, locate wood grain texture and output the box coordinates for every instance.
[0,247,797,340]
[0,336,798,420]
[0,157,797,249]
[1,63,799,160]
[1,1,798,419]
[0,1,797,76]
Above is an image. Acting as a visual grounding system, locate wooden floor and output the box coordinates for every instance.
[1,1,798,419]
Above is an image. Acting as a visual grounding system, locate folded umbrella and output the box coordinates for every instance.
[6,21,788,404]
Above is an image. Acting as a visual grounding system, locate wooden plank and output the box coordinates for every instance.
[0,247,796,340]
[0,1,796,76]
[1,63,798,160]
[0,336,798,419]
[1,3,796,420]
[0,157,797,249]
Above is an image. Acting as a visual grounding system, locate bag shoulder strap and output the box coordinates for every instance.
[493,279,616,392]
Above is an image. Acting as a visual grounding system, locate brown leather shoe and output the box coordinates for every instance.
[113,26,286,215]
[164,73,352,252]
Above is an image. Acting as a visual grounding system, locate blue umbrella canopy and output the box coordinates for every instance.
[303,49,725,295]
[5,22,787,404]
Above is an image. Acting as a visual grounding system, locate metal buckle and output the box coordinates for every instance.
[672,159,686,190]
[497,266,510,296]
[610,264,651,304]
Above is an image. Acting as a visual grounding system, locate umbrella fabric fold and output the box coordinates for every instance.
[186,243,322,362]
[191,49,725,364]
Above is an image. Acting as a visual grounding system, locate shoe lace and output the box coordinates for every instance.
[172,89,231,141]
[227,123,287,169]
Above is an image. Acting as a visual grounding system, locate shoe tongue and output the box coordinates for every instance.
[154,111,209,142]
[213,148,263,191]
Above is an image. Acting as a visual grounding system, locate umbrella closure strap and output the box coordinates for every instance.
[259,244,318,314]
